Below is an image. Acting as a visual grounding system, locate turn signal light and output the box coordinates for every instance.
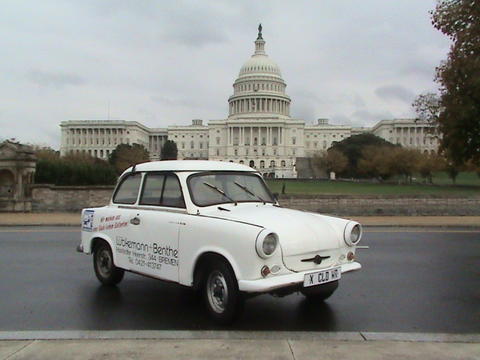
[261,265,271,278]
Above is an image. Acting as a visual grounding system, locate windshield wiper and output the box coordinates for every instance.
[234,182,266,204]
[203,182,237,205]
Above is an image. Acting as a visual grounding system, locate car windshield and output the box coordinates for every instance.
[188,172,275,207]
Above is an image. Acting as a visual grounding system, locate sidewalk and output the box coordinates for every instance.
[0,212,479,227]
[1,330,479,360]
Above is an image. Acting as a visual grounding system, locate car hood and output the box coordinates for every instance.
[200,203,349,256]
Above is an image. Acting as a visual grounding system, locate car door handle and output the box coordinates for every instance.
[130,217,141,225]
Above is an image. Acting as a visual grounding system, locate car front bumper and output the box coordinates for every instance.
[238,261,361,293]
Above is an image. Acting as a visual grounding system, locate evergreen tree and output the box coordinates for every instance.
[161,140,178,160]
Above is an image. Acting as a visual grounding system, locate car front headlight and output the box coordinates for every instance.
[256,231,278,258]
[344,222,362,246]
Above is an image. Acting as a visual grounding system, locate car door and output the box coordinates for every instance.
[131,172,186,282]
[109,172,144,271]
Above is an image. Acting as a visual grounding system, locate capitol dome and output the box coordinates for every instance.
[238,53,282,79]
[228,25,291,118]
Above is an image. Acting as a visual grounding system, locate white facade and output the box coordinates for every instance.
[371,119,439,154]
[59,26,439,177]
[60,120,167,161]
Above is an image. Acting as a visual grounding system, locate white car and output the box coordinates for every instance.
[77,160,362,323]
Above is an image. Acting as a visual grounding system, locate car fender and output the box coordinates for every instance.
[83,232,120,266]
[185,246,244,288]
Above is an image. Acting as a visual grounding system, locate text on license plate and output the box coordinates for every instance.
[303,267,341,287]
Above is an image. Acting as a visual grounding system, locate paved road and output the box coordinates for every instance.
[0,226,479,332]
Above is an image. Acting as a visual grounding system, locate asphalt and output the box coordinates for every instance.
[0,226,479,333]
[0,224,479,359]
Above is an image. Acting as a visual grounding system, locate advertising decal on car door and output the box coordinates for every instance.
[114,235,179,271]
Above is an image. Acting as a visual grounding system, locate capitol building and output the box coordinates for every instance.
[60,26,439,178]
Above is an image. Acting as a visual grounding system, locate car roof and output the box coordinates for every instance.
[121,160,257,176]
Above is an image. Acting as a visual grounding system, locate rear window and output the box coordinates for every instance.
[113,173,142,204]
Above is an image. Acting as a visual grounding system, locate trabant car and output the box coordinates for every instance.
[77,160,362,323]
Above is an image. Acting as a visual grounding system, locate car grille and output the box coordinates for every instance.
[282,249,340,272]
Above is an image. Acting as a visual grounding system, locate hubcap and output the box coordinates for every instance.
[97,249,112,278]
[207,271,228,314]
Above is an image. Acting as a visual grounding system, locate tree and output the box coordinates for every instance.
[329,133,397,177]
[417,153,444,184]
[389,148,421,183]
[358,146,396,180]
[444,161,460,184]
[412,93,442,124]
[161,140,178,160]
[430,0,480,166]
[35,153,117,186]
[313,149,348,177]
[109,143,150,174]
[35,147,60,162]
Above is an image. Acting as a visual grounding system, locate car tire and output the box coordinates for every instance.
[301,280,338,301]
[93,241,124,286]
[203,259,243,324]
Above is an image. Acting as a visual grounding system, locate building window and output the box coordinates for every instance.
[190,141,194,149]
[270,160,275,168]
[281,160,286,167]
[292,137,296,145]
[234,149,238,156]
[260,160,265,168]
[216,137,220,145]
[249,160,255,167]
[239,160,244,164]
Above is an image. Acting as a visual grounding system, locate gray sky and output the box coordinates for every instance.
[0,0,450,149]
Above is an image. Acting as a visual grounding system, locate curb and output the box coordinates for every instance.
[0,331,479,343]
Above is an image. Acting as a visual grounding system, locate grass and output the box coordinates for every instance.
[266,172,480,196]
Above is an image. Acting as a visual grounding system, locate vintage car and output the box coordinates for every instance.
[77,160,362,323]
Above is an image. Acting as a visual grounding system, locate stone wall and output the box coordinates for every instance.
[278,194,480,216]
[29,185,480,215]
[31,184,114,212]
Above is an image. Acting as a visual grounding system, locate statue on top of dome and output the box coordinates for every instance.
[257,23,263,40]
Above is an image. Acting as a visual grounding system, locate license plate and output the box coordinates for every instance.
[303,267,341,287]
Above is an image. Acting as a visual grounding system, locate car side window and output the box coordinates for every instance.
[139,174,165,206]
[161,174,185,208]
[113,173,142,204]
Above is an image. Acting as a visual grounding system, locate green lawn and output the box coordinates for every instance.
[266,172,480,196]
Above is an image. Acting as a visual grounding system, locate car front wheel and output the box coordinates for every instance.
[301,280,338,301]
[203,260,243,324]
[93,241,124,286]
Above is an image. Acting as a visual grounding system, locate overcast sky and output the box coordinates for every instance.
[0,0,450,149]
